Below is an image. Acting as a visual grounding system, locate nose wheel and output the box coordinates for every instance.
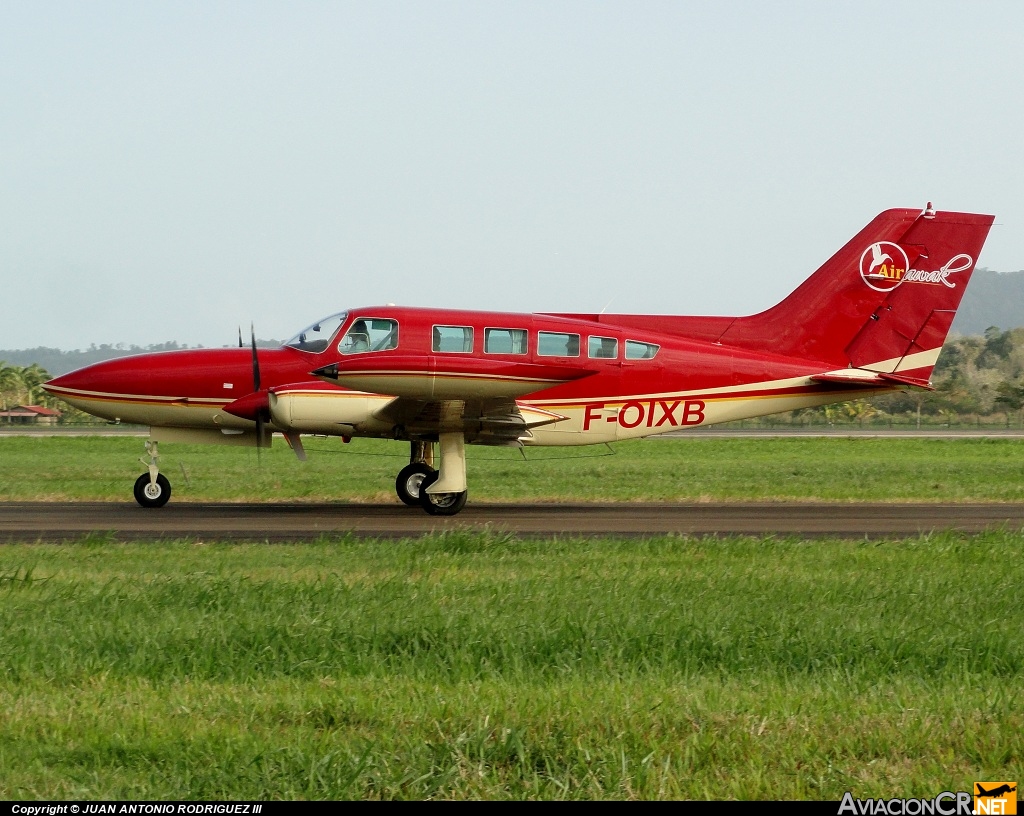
[134,439,171,508]
[134,472,171,508]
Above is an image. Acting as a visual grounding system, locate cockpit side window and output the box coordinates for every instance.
[625,340,660,359]
[339,318,399,355]
[285,312,348,353]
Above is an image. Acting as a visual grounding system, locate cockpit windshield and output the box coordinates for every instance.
[284,312,348,353]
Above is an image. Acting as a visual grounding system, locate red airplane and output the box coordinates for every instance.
[43,205,993,515]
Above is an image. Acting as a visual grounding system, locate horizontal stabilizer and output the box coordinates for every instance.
[810,371,933,390]
[876,371,932,389]
[810,372,887,387]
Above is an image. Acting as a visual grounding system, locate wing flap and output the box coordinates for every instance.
[374,397,568,444]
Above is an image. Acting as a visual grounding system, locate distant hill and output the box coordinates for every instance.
[950,268,1024,335]
[4,269,1024,377]
[0,341,282,377]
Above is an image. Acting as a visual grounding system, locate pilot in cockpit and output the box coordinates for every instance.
[348,320,370,352]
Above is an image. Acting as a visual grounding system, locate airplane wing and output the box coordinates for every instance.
[373,396,567,445]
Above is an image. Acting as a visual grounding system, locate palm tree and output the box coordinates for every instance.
[18,363,52,406]
[0,362,26,421]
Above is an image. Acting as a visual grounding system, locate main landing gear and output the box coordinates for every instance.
[396,436,468,516]
[134,440,171,508]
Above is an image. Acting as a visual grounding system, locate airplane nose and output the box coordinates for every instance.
[40,360,125,421]
[41,372,71,393]
[43,368,89,395]
[43,358,146,398]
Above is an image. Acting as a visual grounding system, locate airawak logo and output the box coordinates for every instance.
[860,243,974,292]
[860,242,909,292]
[903,253,974,288]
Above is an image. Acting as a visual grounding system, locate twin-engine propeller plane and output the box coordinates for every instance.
[44,205,993,515]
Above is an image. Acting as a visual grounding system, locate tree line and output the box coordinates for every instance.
[5,329,1024,427]
[776,326,1024,429]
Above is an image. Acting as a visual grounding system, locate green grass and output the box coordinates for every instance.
[0,532,1021,798]
[4,435,1024,502]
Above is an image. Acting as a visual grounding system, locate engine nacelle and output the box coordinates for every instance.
[269,385,370,436]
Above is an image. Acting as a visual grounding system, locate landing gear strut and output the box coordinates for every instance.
[419,432,468,516]
[134,440,171,508]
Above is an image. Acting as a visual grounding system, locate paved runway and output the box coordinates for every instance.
[3,501,1024,540]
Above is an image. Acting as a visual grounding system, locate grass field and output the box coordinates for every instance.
[1,437,1022,799]
[4,434,1024,502]
[0,531,1021,799]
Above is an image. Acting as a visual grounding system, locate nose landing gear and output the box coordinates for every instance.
[134,440,171,508]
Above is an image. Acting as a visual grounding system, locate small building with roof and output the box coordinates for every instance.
[0,405,62,425]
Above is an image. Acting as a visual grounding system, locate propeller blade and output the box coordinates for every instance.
[251,323,264,464]
[250,324,261,393]
[255,411,264,466]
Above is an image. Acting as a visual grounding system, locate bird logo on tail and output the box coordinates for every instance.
[860,241,909,292]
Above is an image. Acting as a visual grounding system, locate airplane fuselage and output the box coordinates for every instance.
[45,306,893,447]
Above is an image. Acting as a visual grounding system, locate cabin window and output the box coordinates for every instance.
[432,325,474,353]
[588,336,618,359]
[625,340,660,360]
[339,318,398,354]
[484,328,528,354]
[537,331,580,357]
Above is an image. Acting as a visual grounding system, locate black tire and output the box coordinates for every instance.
[418,471,468,516]
[395,462,436,506]
[133,473,171,508]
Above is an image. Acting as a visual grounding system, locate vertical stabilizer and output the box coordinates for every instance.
[718,207,994,381]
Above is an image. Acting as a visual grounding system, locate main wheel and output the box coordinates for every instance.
[133,473,171,508]
[395,462,436,506]
[418,472,468,516]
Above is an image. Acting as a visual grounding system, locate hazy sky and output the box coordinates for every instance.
[2,1,1023,349]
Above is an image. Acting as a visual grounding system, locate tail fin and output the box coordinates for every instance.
[721,205,994,382]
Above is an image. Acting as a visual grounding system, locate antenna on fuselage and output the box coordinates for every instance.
[238,326,243,348]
